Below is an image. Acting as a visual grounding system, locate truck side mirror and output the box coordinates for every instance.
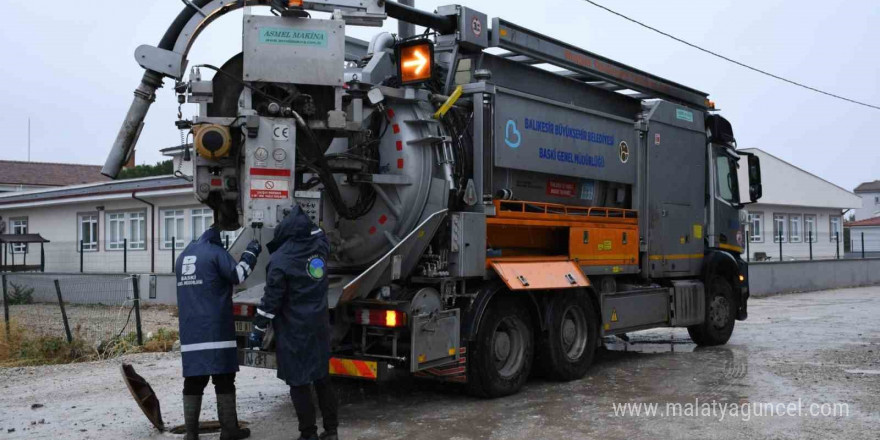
[748,155,762,203]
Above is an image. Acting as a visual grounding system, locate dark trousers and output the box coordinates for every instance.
[183,373,236,396]
[289,376,338,437]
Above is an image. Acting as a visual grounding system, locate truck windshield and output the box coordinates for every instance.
[715,153,741,205]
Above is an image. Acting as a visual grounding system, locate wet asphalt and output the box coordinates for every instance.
[1,286,878,439]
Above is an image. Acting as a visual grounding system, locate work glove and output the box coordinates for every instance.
[241,240,262,268]
[247,328,265,350]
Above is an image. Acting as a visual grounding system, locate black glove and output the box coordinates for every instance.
[247,329,264,350]
[241,240,262,267]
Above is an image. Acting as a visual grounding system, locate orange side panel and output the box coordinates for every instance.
[329,358,378,380]
[569,226,639,266]
[491,260,590,291]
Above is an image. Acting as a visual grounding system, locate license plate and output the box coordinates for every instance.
[239,349,277,369]
[235,321,253,333]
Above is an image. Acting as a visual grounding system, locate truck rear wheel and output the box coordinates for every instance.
[467,298,534,398]
[687,276,736,346]
[538,292,598,381]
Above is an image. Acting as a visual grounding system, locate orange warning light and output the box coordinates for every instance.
[288,0,303,6]
[397,40,434,85]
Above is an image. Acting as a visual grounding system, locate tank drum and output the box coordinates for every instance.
[328,101,448,267]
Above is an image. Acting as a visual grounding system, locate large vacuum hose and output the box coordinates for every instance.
[102,0,215,178]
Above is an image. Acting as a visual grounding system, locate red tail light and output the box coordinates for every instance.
[233,304,255,317]
[356,309,407,328]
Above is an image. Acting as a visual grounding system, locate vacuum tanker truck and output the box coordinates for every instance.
[105,0,763,397]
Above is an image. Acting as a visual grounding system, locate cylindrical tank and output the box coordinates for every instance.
[325,99,449,269]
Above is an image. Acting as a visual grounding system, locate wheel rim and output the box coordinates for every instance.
[708,296,731,329]
[560,305,588,361]
[491,316,527,378]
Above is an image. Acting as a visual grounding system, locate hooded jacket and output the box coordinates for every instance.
[176,227,256,377]
[255,206,331,386]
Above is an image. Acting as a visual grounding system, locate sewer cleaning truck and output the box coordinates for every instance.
[104,0,763,397]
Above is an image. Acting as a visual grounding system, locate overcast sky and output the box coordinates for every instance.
[1,1,878,191]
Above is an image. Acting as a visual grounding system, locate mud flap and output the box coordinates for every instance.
[121,363,165,432]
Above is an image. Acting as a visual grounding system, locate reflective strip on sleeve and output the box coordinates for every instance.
[257,309,275,319]
[180,340,238,353]
[311,229,323,236]
[235,261,252,283]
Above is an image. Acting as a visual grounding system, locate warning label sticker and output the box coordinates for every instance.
[250,179,290,200]
[546,181,576,198]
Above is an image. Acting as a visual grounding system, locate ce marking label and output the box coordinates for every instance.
[272,124,291,141]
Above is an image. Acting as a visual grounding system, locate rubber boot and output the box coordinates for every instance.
[183,395,202,440]
[318,432,338,440]
[217,393,251,440]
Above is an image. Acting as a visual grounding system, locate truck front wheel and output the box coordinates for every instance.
[687,276,736,346]
[538,292,598,381]
[467,298,534,398]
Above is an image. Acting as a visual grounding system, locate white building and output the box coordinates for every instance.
[853,181,880,221]
[737,148,862,261]
[0,149,239,273]
[847,217,880,255]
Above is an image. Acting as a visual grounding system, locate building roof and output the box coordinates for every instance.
[0,160,111,187]
[0,175,191,209]
[846,216,880,227]
[854,181,880,193]
[738,148,863,210]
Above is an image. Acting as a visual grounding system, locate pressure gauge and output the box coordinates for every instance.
[273,149,287,162]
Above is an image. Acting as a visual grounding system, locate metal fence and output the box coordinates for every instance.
[1,274,143,348]
[744,231,875,262]
[2,236,237,274]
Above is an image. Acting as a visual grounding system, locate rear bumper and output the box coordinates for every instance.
[237,349,390,381]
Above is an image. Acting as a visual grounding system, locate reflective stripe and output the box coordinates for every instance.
[257,309,275,319]
[243,250,257,259]
[235,261,252,283]
[311,229,323,236]
[180,340,238,353]
[254,326,266,332]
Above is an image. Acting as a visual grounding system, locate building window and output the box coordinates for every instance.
[789,215,802,243]
[106,211,147,250]
[749,212,763,243]
[191,208,213,242]
[129,212,146,250]
[162,209,186,249]
[830,216,841,242]
[804,215,817,242]
[9,217,28,253]
[773,214,787,242]
[107,213,126,250]
[78,214,99,252]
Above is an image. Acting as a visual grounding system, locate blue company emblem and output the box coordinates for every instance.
[504,120,522,149]
[307,256,326,280]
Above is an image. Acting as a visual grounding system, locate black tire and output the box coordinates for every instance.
[538,292,598,381]
[688,275,736,346]
[467,298,534,398]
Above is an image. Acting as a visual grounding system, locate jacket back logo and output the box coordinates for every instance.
[182,256,197,275]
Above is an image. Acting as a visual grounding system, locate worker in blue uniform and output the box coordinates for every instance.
[248,206,338,440]
[176,226,262,440]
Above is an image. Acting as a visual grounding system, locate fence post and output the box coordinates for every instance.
[80,240,84,273]
[746,233,750,262]
[54,279,73,344]
[2,275,9,340]
[40,243,45,272]
[225,235,230,250]
[862,232,866,259]
[172,237,176,274]
[836,232,840,260]
[778,231,783,261]
[124,239,128,273]
[131,275,143,346]
[809,231,813,261]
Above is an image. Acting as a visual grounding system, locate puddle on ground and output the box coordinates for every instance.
[843,369,880,375]
[603,337,697,353]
